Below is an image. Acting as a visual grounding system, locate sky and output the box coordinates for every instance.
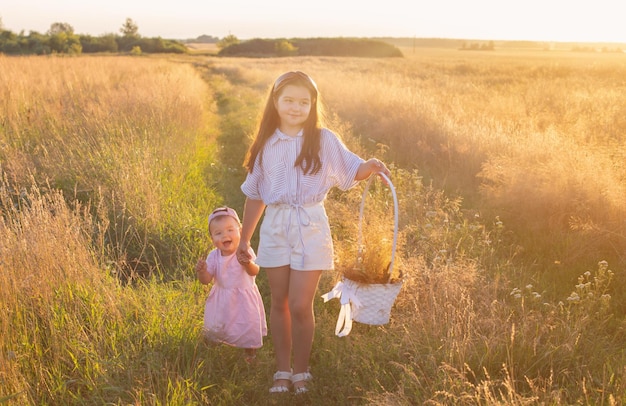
[2,0,625,44]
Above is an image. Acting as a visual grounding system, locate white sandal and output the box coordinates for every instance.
[269,371,292,393]
[291,371,313,394]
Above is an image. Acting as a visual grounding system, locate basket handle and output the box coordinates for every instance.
[357,172,399,284]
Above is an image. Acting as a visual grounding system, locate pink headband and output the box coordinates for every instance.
[208,207,240,228]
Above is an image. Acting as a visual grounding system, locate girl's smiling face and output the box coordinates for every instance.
[274,84,312,136]
[209,216,241,256]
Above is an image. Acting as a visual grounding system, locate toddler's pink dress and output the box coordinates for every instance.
[203,249,267,349]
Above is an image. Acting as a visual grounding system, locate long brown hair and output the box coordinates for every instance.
[243,71,324,175]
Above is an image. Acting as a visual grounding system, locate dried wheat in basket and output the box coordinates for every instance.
[322,172,403,337]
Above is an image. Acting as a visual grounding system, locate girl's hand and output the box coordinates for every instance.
[367,158,390,180]
[355,158,391,182]
[237,241,252,264]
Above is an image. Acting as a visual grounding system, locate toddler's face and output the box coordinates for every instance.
[209,216,241,256]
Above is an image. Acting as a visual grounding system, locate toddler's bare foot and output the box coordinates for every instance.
[244,348,256,364]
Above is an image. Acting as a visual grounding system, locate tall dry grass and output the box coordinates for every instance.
[202,52,626,404]
[0,55,223,404]
[0,176,114,402]
[0,176,219,404]
[203,51,626,291]
[1,51,626,404]
[322,51,626,274]
[0,54,221,276]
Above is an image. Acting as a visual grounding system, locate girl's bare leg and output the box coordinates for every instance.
[265,266,292,387]
[289,269,322,389]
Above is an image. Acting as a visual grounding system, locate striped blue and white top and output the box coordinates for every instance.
[241,128,364,205]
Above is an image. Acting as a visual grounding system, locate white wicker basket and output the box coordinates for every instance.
[322,172,403,336]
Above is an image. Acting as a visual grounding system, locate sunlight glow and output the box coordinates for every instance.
[1,0,624,43]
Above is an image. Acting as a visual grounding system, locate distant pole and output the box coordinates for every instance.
[413,35,415,54]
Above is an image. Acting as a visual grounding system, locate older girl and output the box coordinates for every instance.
[236,71,390,394]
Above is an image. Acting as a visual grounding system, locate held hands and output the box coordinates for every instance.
[237,241,252,264]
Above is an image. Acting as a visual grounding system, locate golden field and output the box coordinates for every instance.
[1,48,625,404]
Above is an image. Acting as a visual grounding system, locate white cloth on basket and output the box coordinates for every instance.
[321,279,362,337]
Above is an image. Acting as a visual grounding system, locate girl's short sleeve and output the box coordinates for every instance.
[323,129,364,191]
[241,162,263,200]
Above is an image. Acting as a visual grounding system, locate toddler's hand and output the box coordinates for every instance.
[237,253,251,264]
[195,258,207,274]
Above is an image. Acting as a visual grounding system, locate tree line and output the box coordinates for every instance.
[0,18,187,55]
[217,37,404,58]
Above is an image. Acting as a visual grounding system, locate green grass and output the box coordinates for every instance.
[1,53,626,404]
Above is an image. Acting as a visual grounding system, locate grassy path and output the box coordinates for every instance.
[187,63,420,405]
[2,54,625,405]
